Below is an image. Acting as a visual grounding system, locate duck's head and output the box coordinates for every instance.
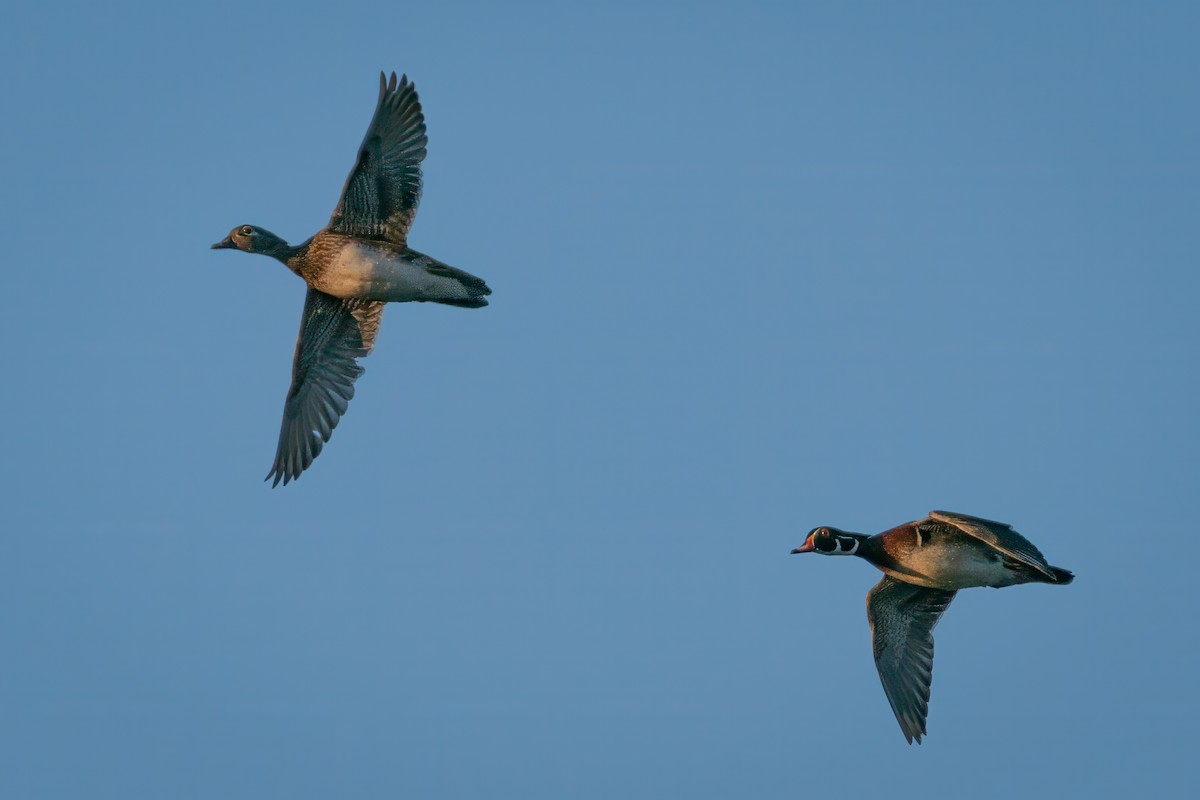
[211,225,288,257]
[791,526,862,556]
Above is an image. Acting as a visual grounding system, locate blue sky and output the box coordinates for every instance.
[2,1,1196,796]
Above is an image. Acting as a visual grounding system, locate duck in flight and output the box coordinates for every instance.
[791,510,1073,743]
[213,72,491,486]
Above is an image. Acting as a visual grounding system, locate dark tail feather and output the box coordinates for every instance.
[431,275,490,308]
[1049,566,1074,584]
[458,272,492,298]
[421,259,492,309]
[437,296,490,308]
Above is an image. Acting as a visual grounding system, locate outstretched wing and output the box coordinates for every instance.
[866,576,956,744]
[266,288,385,487]
[329,71,428,245]
[928,510,1058,582]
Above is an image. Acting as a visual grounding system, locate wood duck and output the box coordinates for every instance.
[791,510,1073,744]
[212,72,491,486]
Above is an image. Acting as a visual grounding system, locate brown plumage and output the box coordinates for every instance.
[212,72,491,486]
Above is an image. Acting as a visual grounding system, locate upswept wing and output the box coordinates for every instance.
[329,71,428,245]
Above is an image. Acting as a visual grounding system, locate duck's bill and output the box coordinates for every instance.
[211,236,236,249]
[790,541,815,554]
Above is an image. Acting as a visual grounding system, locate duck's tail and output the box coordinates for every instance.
[1048,566,1075,584]
[415,251,492,308]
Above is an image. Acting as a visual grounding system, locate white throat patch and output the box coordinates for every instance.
[831,536,859,555]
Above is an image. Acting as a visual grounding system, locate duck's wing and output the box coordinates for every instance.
[866,575,956,744]
[329,71,427,246]
[266,288,385,487]
[928,510,1058,582]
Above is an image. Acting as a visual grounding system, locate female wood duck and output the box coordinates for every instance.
[212,72,491,486]
[791,510,1073,744]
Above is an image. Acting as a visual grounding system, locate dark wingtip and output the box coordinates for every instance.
[378,71,402,101]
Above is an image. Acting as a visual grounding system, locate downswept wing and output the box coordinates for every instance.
[329,72,428,246]
[266,288,384,487]
[866,575,957,744]
[928,510,1058,582]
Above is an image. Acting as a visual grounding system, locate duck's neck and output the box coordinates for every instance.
[269,237,311,271]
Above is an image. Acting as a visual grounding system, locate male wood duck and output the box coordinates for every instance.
[212,72,491,486]
[791,510,1073,744]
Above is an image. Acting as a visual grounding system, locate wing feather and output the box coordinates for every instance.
[867,576,956,744]
[265,289,385,487]
[329,71,428,245]
[928,510,1058,581]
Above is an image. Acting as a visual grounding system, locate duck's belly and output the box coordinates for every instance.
[315,242,456,302]
[884,541,1017,590]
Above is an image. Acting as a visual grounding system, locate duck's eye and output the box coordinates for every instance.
[240,226,253,236]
